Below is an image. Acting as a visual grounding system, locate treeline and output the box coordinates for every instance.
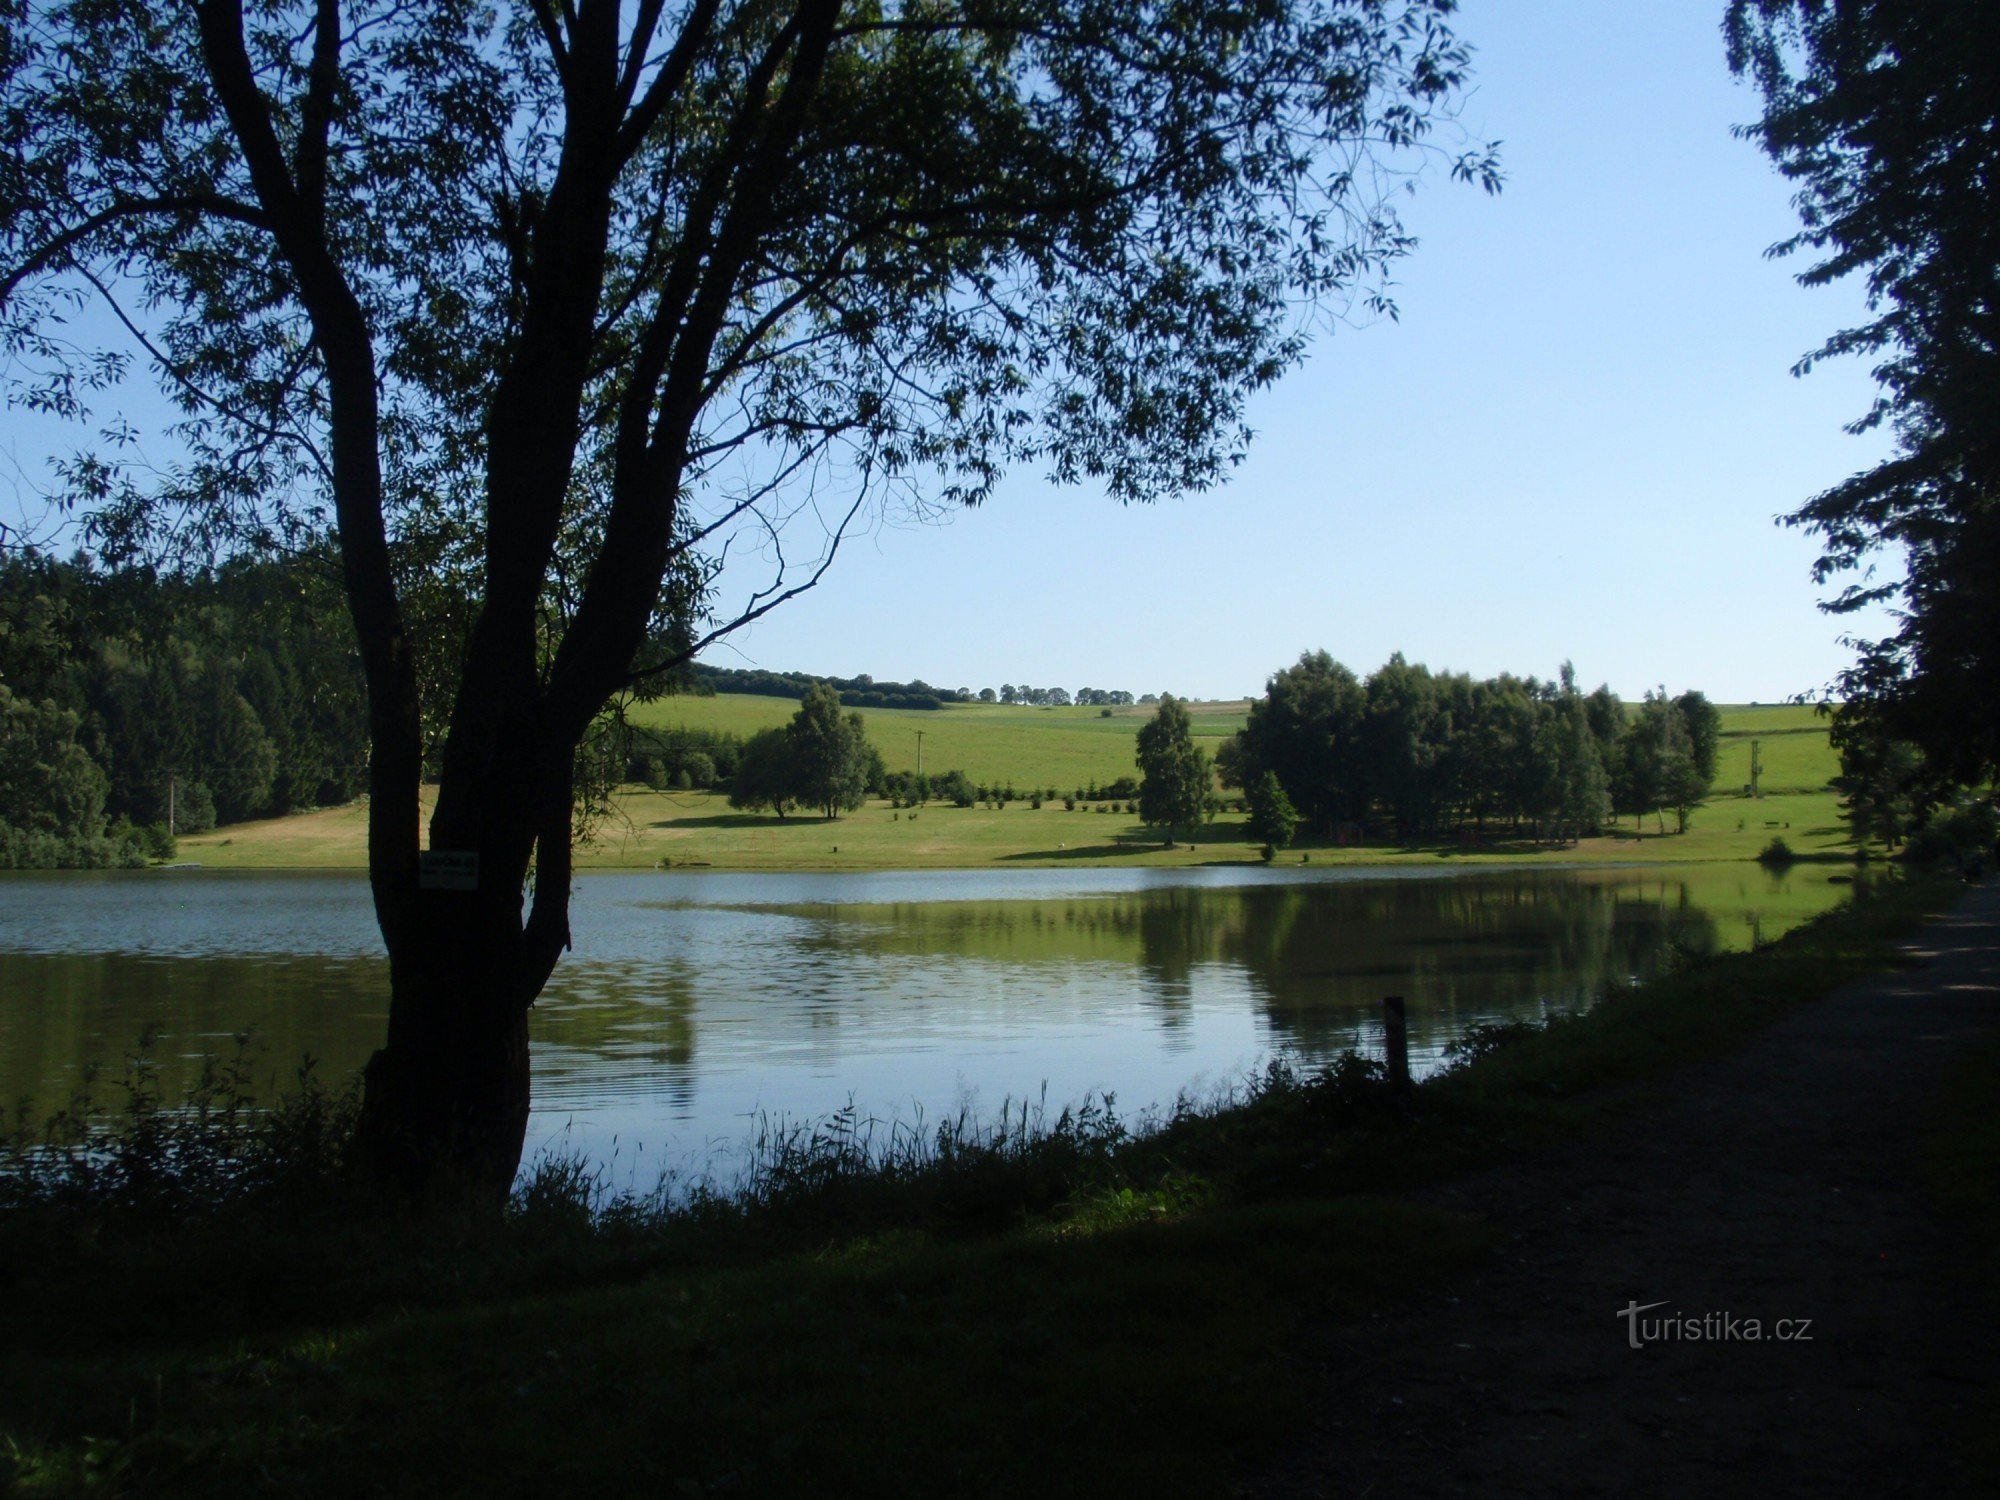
[993,685,1150,706]
[691,665,971,711]
[1218,652,1719,844]
[0,551,368,866]
[689,666,1158,712]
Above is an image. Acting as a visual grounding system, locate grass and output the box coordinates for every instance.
[177,700,1855,871]
[0,869,1968,1495]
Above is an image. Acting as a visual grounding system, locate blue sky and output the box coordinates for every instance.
[2,0,1897,706]
[712,0,1896,704]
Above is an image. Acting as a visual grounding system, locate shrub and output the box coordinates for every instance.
[1756,836,1795,867]
[1901,798,1999,869]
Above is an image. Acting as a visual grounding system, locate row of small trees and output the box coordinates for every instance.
[990,685,1153,707]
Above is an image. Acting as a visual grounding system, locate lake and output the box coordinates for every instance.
[0,863,1847,1186]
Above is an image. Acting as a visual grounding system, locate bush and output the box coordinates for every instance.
[1902,798,1999,869]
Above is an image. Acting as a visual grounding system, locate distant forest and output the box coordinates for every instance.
[1,549,1161,864]
[0,551,368,866]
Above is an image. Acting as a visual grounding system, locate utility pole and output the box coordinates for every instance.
[168,773,176,838]
[915,730,925,777]
[1750,740,1763,799]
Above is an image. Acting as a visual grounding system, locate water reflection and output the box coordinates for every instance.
[0,864,1844,1177]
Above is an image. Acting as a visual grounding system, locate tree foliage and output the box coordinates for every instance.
[1728,0,2000,785]
[1244,769,1299,850]
[1225,653,1713,843]
[0,0,1495,1192]
[1135,691,1212,841]
[0,550,370,847]
[787,682,869,819]
[728,726,799,820]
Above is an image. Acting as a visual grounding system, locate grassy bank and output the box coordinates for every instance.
[176,700,1850,871]
[0,870,1964,1496]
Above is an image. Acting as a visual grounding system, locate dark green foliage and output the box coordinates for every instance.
[789,684,871,819]
[1675,690,1722,783]
[722,688,875,819]
[0,552,369,855]
[1730,1,2000,788]
[1900,799,1999,869]
[0,684,107,845]
[690,665,962,711]
[1245,770,1299,850]
[1136,693,1213,841]
[626,728,743,790]
[1230,651,1368,834]
[727,727,800,819]
[1622,691,1705,834]
[1226,653,1674,843]
[1830,716,1927,849]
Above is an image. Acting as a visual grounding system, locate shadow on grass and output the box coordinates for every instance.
[995,841,1156,861]
[648,812,825,830]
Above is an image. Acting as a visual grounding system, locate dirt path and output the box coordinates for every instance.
[1246,880,2000,1499]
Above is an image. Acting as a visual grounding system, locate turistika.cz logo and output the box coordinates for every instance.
[1617,1300,1814,1349]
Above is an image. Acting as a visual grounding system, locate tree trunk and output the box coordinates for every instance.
[355,894,537,1201]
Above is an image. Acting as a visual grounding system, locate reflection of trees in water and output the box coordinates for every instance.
[536,961,698,1112]
[1133,889,1209,1027]
[0,950,387,1121]
[1119,875,1722,1060]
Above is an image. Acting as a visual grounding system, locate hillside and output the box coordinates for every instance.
[177,700,1849,871]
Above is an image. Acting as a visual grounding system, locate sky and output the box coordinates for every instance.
[1,0,1898,707]
[708,0,1897,704]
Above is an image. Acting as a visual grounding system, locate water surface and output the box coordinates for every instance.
[0,864,1846,1182]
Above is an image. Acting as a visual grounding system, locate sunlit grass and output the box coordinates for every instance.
[174,699,1850,871]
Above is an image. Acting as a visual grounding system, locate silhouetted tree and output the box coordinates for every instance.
[1730,0,2000,788]
[1,0,1494,1195]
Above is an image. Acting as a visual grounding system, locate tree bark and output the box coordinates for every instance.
[357,906,534,1200]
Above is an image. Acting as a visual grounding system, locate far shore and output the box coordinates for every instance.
[169,783,1856,875]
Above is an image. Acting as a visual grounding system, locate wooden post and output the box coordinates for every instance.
[1383,995,1410,1094]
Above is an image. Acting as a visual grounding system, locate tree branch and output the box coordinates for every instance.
[0,194,270,310]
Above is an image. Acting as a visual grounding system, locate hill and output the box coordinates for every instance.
[179,700,1848,871]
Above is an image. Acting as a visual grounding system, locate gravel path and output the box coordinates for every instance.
[1246,880,2000,1499]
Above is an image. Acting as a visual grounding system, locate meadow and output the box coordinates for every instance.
[178,699,1851,871]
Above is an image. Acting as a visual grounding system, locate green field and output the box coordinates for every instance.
[627,693,1249,790]
[179,699,1853,871]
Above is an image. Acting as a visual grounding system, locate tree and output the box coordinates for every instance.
[1136,692,1212,843]
[1624,692,1703,834]
[1227,651,1368,835]
[1553,700,1611,844]
[1245,770,1299,850]
[728,726,799,820]
[0,684,108,844]
[788,682,868,818]
[1830,714,1927,850]
[1673,689,1721,785]
[1,1,1493,1196]
[1729,1,2000,788]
